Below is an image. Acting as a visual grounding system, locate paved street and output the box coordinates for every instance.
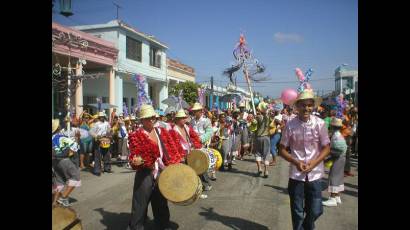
[69,155,358,230]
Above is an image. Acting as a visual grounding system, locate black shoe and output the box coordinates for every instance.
[228,163,232,170]
[94,172,101,176]
[264,171,269,178]
[263,174,269,178]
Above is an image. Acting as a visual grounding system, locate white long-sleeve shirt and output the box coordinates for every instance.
[89,121,111,138]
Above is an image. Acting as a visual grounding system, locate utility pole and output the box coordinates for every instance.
[113,2,121,20]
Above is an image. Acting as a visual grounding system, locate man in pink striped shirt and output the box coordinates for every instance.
[279,89,330,230]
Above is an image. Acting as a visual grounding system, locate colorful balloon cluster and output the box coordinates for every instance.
[133,74,152,113]
[335,94,347,119]
[295,68,314,93]
[280,88,298,105]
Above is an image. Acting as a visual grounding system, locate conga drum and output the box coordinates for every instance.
[186,148,216,175]
[52,206,83,230]
[210,148,223,170]
[158,163,202,206]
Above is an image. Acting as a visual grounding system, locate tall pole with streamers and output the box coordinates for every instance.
[223,34,267,116]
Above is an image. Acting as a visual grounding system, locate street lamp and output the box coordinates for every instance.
[60,0,74,17]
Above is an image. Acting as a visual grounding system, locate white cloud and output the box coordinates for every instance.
[273,32,303,43]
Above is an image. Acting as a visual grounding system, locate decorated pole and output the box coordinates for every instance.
[66,58,72,132]
[223,33,267,116]
[244,66,256,115]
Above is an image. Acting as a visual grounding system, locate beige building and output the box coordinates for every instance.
[167,58,195,88]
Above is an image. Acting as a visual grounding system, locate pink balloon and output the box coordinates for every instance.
[295,68,305,81]
[281,88,298,105]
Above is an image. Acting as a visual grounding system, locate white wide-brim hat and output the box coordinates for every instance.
[291,89,322,108]
[175,109,188,118]
[139,104,157,119]
[98,111,106,117]
[52,119,60,133]
[191,102,203,111]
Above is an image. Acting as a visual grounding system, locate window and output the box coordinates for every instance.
[149,85,154,102]
[102,97,108,103]
[150,46,161,68]
[126,36,142,62]
[84,96,96,105]
[131,98,135,107]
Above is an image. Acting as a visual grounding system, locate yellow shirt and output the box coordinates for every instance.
[249,120,257,132]
[269,120,276,135]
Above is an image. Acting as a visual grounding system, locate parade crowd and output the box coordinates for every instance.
[52,89,358,230]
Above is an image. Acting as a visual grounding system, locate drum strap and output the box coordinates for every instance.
[62,218,81,230]
[154,128,170,162]
[183,126,192,151]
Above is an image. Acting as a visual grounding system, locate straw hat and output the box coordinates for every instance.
[98,111,106,117]
[330,117,343,127]
[52,119,60,133]
[238,102,246,108]
[139,104,157,119]
[191,102,203,111]
[92,114,99,119]
[124,116,131,121]
[175,109,188,118]
[291,89,322,108]
[130,115,136,120]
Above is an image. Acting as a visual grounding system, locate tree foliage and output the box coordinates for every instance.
[168,81,201,105]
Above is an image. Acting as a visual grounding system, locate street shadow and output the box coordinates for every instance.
[264,184,288,194]
[198,207,269,230]
[344,182,358,190]
[225,168,260,177]
[94,208,179,230]
[94,208,130,230]
[239,158,256,163]
[120,170,136,174]
[342,189,358,198]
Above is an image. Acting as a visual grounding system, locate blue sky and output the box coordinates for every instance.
[53,0,357,98]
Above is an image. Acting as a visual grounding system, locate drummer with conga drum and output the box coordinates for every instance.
[127,104,184,230]
[169,109,202,161]
[189,102,214,192]
[89,111,113,176]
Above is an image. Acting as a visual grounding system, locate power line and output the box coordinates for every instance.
[196,77,334,84]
